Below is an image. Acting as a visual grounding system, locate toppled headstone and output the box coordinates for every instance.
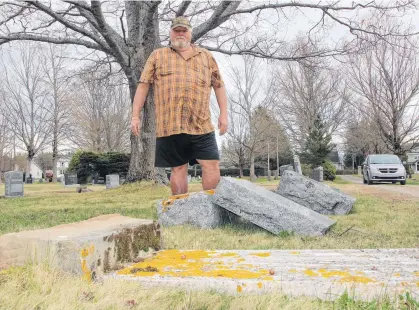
[106,174,120,189]
[279,165,294,175]
[0,215,160,280]
[4,171,24,198]
[276,170,355,215]
[157,191,228,229]
[213,177,335,236]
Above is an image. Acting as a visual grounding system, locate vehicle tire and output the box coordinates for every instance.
[363,176,367,184]
[367,174,373,185]
[401,180,406,185]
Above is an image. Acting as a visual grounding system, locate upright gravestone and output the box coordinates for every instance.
[293,155,303,175]
[106,174,120,189]
[312,167,324,182]
[358,166,362,175]
[4,171,24,198]
[64,173,79,187]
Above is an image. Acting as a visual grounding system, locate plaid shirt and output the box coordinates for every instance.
[139,45,224,138]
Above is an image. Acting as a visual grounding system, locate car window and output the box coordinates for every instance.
[369,155,401,164]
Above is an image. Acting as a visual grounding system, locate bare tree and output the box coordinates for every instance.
[347,34,419,156]
[0,113,11,177]
[69,71,130,152]
[0,1,415,182]
[42,45,72,182]
[0,43,51,180]
[226,55,286,180]
[274,39,349,150]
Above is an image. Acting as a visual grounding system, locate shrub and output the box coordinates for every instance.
[322,160,336,181]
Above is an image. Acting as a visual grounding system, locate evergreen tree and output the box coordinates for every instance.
[302,114,334,167]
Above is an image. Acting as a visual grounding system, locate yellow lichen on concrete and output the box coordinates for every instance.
[204,189,215,195]
[288,269,297,273]
[414,271,419,277]
[393,273,401,277]
[302,268,376,284]
[339,276,375,284]
[80,247,90,258]
[251,253,271,257]
[304,269,319,277]
[289,251,300,255]
[257,282,263,289]
[237,285,243,293]
[81,259,92,282]
[118,250,274,281]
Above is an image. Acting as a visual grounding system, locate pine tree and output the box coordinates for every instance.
[302,114,334,167]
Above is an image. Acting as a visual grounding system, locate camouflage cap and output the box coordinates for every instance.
[171,16,192,30]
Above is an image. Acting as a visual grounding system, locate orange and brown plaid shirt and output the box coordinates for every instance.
[139,45,224,138]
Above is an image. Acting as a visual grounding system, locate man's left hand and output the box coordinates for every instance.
[218,114,228,135]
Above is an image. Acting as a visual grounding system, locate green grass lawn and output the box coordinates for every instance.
[1,181,419,309]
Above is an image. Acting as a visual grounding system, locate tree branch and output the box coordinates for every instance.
[0,33,105,51]
[176,1,192,17]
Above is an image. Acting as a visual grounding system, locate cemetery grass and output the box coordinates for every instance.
[1,182,419,309]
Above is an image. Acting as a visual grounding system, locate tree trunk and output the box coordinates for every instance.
[250,153,256,182]
[52,133,58,182]
[239,165,244,178]
[125,2,167,184]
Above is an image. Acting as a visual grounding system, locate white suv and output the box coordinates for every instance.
[362,154,406,185]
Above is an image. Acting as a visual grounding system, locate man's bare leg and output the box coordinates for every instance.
[170,164,188,195]
[197,159,220,190]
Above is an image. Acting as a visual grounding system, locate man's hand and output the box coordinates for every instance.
[218,114,228,135]
[131,117,141,136]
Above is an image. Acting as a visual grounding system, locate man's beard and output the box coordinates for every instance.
[171,38,190,50]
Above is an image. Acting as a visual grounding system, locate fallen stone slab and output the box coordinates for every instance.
[157,190,233,229]
[110,248,419,301]
[0,214,161,280]
[276,170,356,215]
[213,177,335,236]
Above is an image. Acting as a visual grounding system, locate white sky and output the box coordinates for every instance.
[2,0,419,154]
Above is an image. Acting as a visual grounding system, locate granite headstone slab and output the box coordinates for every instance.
[5,171,24,198]
[106,175,120,189]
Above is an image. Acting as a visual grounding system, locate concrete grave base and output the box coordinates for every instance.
[110,248,419,301]
[0,214,161,280]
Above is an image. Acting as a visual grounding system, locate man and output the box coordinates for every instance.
[131,16,228,195]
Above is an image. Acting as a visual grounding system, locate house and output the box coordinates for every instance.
[56,154,72,177]
[406,147,419,174]
[29,161,43,179]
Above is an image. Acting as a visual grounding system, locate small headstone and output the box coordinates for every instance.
[279,165,294,176]
[293,155,302,175]
[106,174,120,189]
[5,171,24,198]
[64,173,79,187]
[312,167,323,182]
[26,176,33,184]
[274,170,279,180]
[187,175,192,183]
[358,166,362,175]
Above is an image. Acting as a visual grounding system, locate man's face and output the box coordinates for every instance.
[170,27,191,49]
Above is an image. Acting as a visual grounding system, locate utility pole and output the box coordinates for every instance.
[267,142,271,181]
[275,136,279,180]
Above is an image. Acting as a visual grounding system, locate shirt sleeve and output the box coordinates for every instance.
[208,53,225,88]
[139,51,157,84]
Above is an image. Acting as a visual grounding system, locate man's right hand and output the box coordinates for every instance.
[131,117,141,136]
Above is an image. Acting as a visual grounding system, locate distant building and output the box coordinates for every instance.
[327,149,344,170]
[406,146,419,174]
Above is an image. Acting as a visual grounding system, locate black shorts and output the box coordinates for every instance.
[155,132,220,168]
